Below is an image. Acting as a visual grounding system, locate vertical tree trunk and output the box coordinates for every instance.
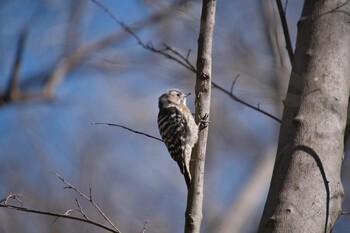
[258,0,350,232]
[184,0,216,233]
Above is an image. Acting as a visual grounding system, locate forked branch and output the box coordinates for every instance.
[0,192,120,233]
[52,172,121,232]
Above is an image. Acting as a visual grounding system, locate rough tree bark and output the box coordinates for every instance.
[258,1,350,232]
[184,0,216,233]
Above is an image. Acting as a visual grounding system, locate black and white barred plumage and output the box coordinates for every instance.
[158,89,198,189]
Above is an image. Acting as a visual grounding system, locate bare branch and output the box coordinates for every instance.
[186,49,192,61]
[162,43,196,72]
[0,193,28,207]
[0,203,119,233]
[64,0,86,54]
[140,220,149,233]
[91,122,163,142]
[89,185,93,201]
[212,82,282,122]
[2,30,26,103]
[52,172,121,232]
[52,209,78,224]
[64,209,76,215]
[276,0,294,62]
[230,74,240,94]
[90,0,281,123]
[284,0,289,13]
[91,0,197,73]
[75,198,90,220]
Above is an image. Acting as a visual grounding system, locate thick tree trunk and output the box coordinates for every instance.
[258,1,350,232]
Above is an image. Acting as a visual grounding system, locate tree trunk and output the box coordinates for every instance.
[184,0,216,233]
[258,0,350,232]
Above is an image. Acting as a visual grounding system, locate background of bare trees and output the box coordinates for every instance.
[1,0,350,232]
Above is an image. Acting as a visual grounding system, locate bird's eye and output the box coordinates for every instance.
[177,93,181,97]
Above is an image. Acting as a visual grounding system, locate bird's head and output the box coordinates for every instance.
[158,89,191,109]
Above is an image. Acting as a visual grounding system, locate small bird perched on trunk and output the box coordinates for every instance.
[157,89,199,189]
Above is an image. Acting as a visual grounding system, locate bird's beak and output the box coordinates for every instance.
[184,93,191,97]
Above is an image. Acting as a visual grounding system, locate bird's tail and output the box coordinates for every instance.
[184,167,191,190]
[177,160,192,190]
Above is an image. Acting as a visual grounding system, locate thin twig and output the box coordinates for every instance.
[53,209,77,223]
[0,203,119,233]
[3,29,26,102]
[1,29,46,104]
[212,82,282,123]
[140,220,149,233]
[230,74,240,94]
[276,0,294,62]
[341,211,350,215]
[91,122,163,142]
[75,198,90,220]
[284,0,289,14]
[162,43,196,71]
[52,172,121,232]
[0,193,28,207]
[186,49,192,61]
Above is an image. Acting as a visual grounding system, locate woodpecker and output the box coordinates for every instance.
[158,89,198,189]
